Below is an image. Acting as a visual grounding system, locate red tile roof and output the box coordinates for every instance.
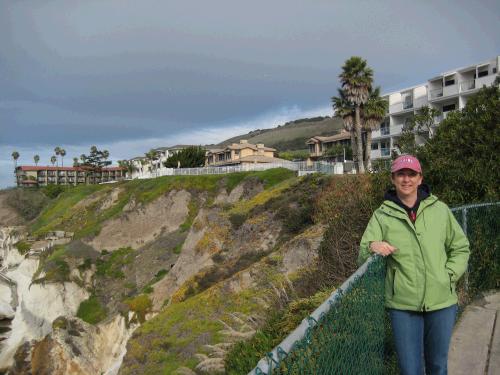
[17,165,125,172]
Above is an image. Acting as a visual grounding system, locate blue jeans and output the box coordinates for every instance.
[389,304,457,375]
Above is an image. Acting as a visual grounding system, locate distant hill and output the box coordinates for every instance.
[215,116,344,151]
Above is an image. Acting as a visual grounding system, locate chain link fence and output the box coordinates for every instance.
[249,202,499,374]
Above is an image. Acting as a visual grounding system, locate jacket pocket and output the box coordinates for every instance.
[448,273,455,294]
[385,267,396,297]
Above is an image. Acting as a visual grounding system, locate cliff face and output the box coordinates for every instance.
[0,169,327,374]
[0,228,89,371]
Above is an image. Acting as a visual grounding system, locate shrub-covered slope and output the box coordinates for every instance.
[6,170,385,375]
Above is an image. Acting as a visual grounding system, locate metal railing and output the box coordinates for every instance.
[131,161,351,179]
[430,88,443,99]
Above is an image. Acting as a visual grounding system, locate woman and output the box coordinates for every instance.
[358,155,470,375]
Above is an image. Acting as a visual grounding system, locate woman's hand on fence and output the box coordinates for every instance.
[369,241,397,257]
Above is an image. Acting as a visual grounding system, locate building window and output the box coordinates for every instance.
[371,143,379,150]
[442,104,456,112]
[381,122,390,135]
[477,70,489,78]
[444,77,455,86]
[402,94,413,109]
[309,144,315,153]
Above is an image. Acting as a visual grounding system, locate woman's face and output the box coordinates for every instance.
[391,169,423,199]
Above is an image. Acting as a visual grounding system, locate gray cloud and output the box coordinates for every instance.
[1,0,499,187]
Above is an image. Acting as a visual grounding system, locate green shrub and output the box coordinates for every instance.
[154,269,168,279]
[124,294,152,323]
[173,243,183,254]
[277,149,310,161]
[96,247,135,279]
[179,199,199,232]
[42,184,67,199]
[229,212,247,230]
[142,286,154,294]
[14,240,31,255]
[142,269,169,294]
[164,146,206,168]
[77,295,107,324]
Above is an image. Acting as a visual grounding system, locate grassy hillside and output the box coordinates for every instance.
[28,169,295,240]
[217,116,343,151]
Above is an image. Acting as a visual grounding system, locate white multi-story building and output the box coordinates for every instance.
[371,55,499,161]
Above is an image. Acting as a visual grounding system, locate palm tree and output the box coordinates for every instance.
[12,151,20,171]
[54,146,61,166]
[332,88,356,162]
[362,87,388,170]
[339,57,373,173]
[146,149,157,176]
[50,155,57,166]
[60,149,66,167]
[73,157,79,167]
[34,155,40,166]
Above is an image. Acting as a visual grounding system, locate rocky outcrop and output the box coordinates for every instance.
[88,190,191,251]
[10,315,134,375]
[0,229,89,370]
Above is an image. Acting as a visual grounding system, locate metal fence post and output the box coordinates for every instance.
[462,208,469,292]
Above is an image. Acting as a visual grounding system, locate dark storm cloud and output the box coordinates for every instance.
[0,0,499,185]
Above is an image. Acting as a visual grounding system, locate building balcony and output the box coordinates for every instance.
[443,83,459,97]
[460,80,475,92]
[430,88,443,99]
[475,74,497,88]
[389,102,414,114]
[372,124,404,139]
[309,151,323,158]
[403,101,414,110]
[433,111,451,124]
[381,148,391,157]
[370,148,392,159]
[430,74,497,101]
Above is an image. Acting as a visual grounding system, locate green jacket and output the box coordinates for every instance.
[359,195,470,311]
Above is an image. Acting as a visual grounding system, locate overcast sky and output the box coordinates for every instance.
[1,0,499,188]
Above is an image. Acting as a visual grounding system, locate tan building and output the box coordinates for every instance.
[205,140,284,166]
[15,166,126,187]
[306,129,351,160]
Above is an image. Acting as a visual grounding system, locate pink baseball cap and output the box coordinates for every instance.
[391,155,422,173]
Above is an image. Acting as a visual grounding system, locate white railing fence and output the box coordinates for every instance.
[130,161,355,180]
